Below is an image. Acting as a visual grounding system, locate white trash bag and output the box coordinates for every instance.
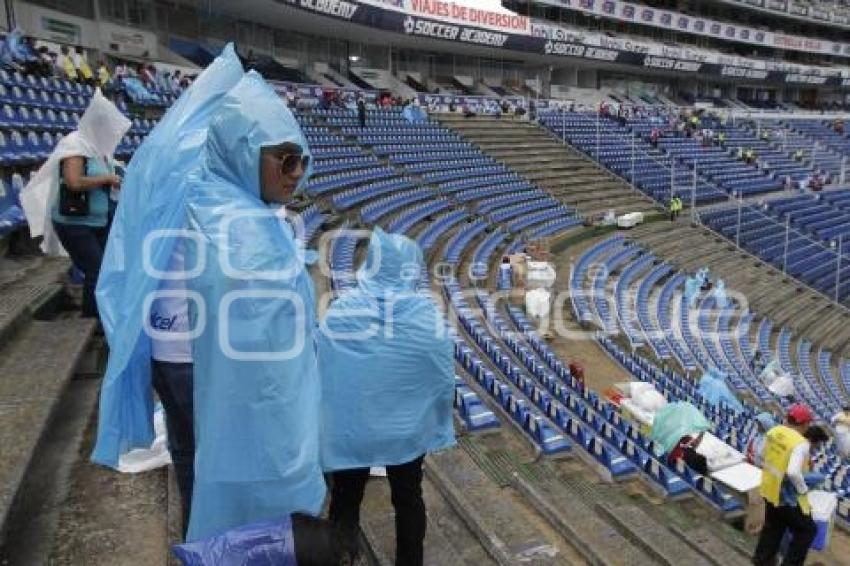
[630,382,667,413]
[767,374,795,398]
[118,406,171,473]
[834,425,850,460]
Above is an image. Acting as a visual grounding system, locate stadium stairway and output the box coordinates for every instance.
[436,115,659,218]
[0,255,176,564]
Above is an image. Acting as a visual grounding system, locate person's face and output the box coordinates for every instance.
[259,144,308,204]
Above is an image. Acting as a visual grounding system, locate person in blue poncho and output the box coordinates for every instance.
[91,45,244,539]
[182,70,325,542]
[319,228,455,566]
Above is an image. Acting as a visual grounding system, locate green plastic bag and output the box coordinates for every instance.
[650,402,711,455]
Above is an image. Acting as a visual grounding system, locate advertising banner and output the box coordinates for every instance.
[277,0,850,88]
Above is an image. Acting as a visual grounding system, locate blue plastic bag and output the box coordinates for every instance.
[173,516,296,566]
[684,276,700,307]
[123,76,158,104]
[697,369,743,412]
[92,44,243,468]
[318,228,455,471]
[184,71,324,540]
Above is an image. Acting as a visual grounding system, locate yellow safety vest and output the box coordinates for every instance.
[61,55,77,80]
[79,59,93,80]
[760,425,811,514]
[97,66,110,85]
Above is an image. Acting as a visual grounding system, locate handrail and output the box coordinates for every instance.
[693,199,850,314]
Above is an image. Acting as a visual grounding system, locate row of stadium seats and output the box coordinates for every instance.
[571,236,850,524]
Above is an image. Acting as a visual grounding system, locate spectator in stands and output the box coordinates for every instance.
[717,131,726,147]
[794,148,804,161]
[182,72,325,541]
[832,406,850,458]
[19,90,128,317]
[834,119,844,135]
[320,229,454,566]
[58,45,77,82]
[18,36,43,76]
[744,148,755,165]
[171,70,182,93]
[357,96,367,127]
[649,127,660,147]
[74,46,94,86]
[139,63,155,87]
[760,129,769,142]
[147,233,195,536]
[37,46,53,76]
[754,404,818,566]
[96,60,110,89]
[667,432,708,474]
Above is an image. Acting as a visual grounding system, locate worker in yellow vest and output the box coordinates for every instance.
[753,404,819,566]
[74,46,94,86]
[59,45,77,81]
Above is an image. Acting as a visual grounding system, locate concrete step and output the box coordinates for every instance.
[439,118,655,219]
[0,257,70,345]
[0,317,98,542]
[46,407,170,566]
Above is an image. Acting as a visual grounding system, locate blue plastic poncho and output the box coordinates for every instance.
[91,45,243,468]
[123,76,159,104]
[184,71,324,541]
[698,369,743,412]
[318,228,455,471]
[173,516,295,566]
[402,104,427,123]
[713,279,728,309]
[684,276,700,307]
[0,28,33,66]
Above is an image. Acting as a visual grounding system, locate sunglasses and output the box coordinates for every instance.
[265,152,310,175]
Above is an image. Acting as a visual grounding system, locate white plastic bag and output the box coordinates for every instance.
[809,490,838,521]
[525,288,551,318]
[117,407,171,473]
[630,382,667,413]
[767,374,795,397]
[834,425,850,459]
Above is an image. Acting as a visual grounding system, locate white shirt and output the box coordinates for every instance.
[786,440,810,497]
[150,239,193,363]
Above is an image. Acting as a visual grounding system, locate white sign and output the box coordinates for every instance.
[98,22,159,58]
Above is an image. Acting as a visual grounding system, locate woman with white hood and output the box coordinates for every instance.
[20,90,130,319]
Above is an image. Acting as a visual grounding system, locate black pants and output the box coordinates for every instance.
[753,501,817,566]
[53,221,108,318]
[329,455,426,566]
[151,360,195,538]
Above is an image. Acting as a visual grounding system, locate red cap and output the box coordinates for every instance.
[787,404,814,425]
